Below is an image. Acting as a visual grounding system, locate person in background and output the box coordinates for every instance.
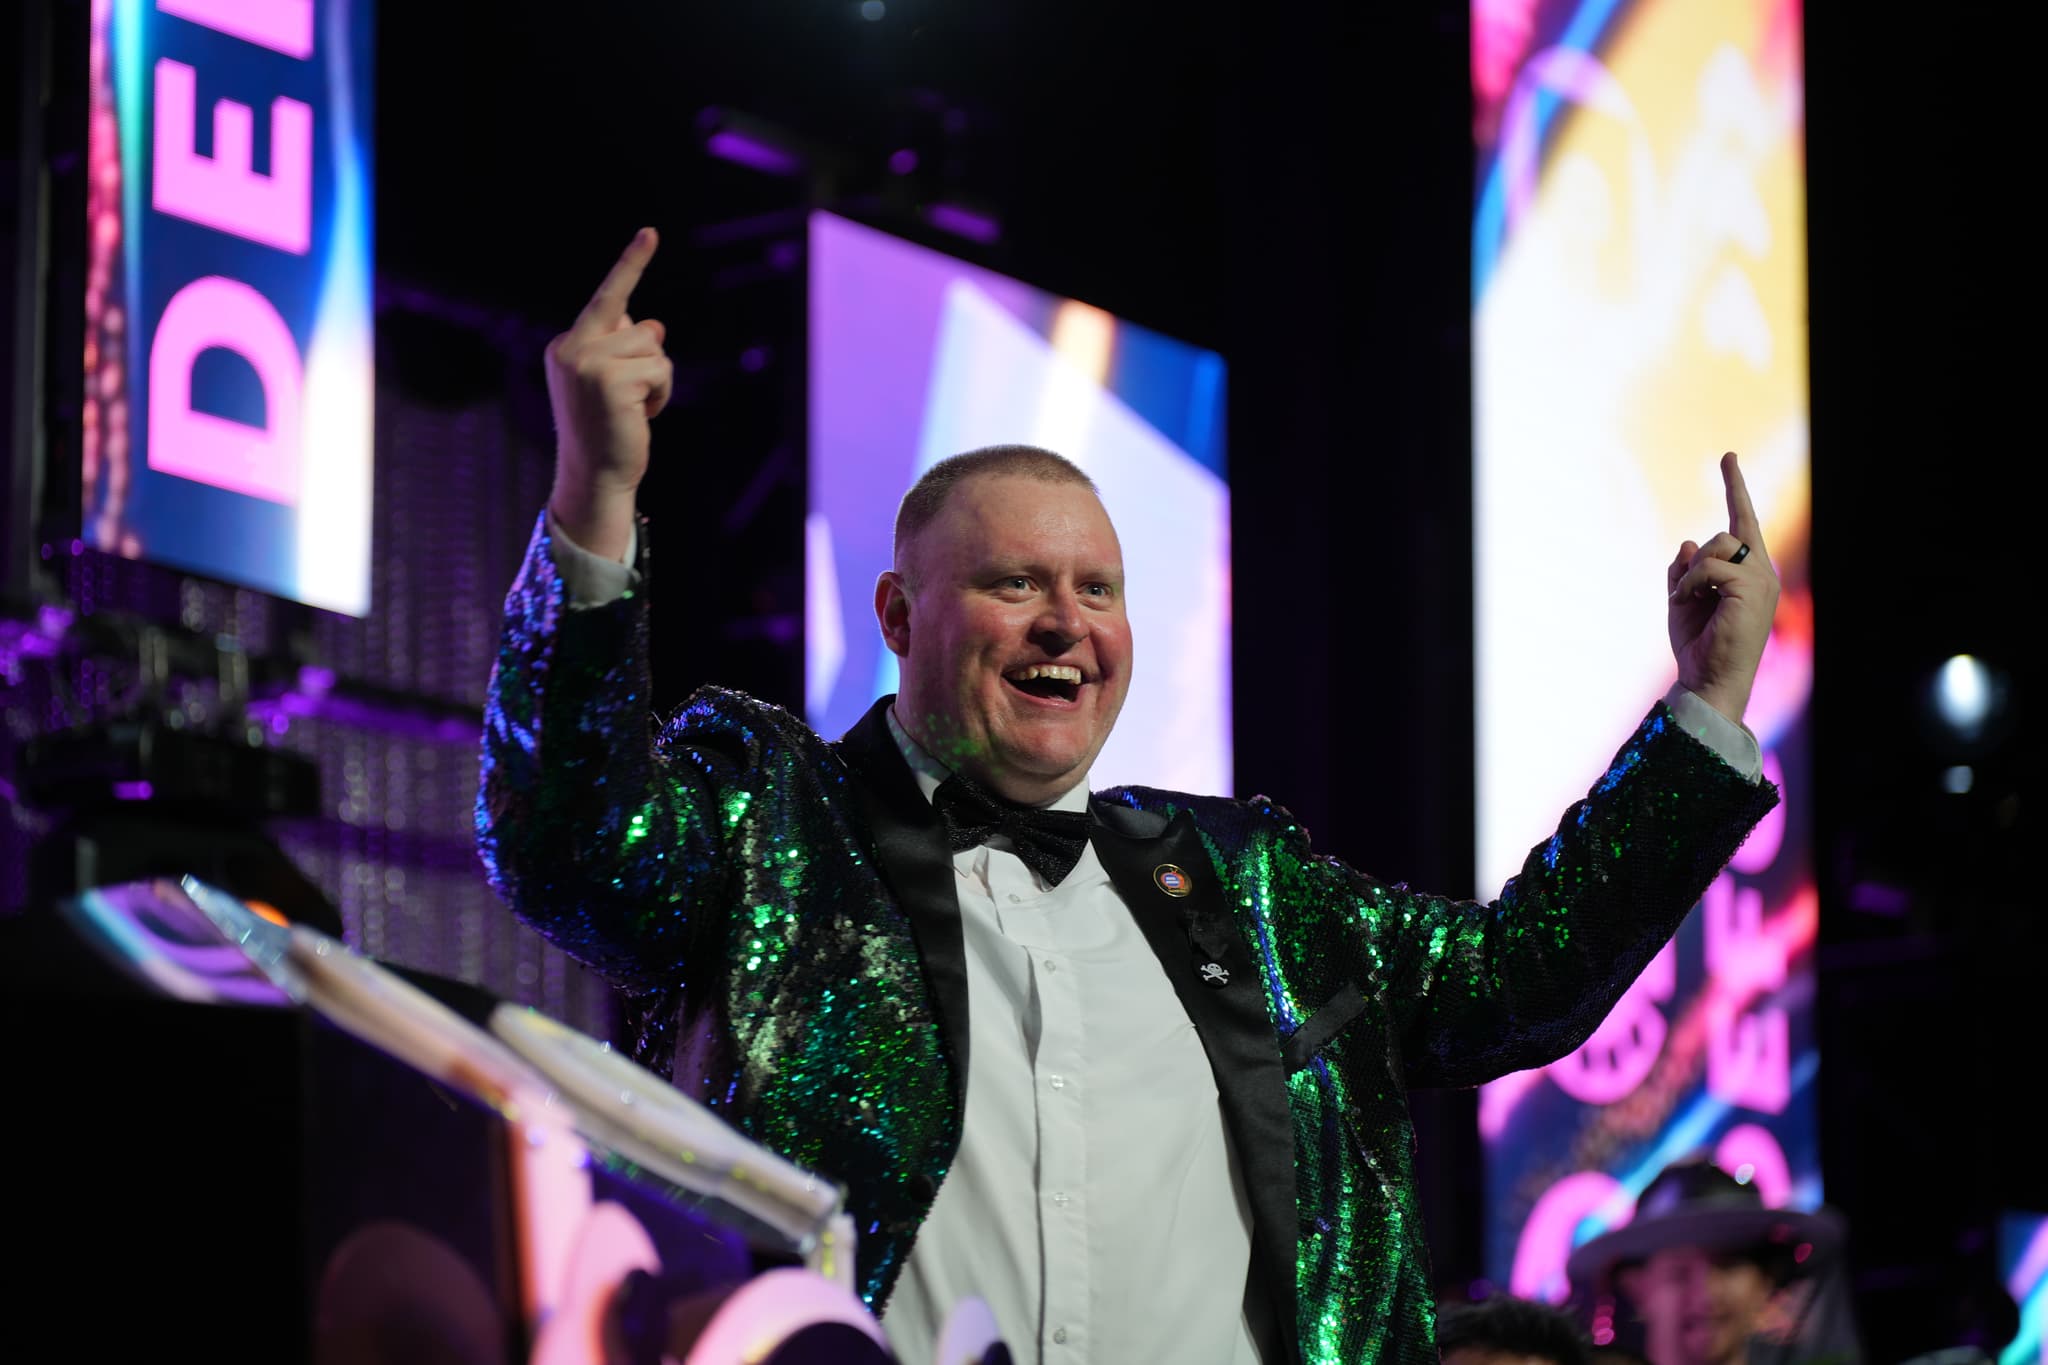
[1437,1295,1593,1365]
[1566,1157,1854,1365]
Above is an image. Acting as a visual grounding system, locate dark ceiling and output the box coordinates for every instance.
[375,0,1233,347]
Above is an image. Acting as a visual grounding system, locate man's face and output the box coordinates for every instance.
[1622,1246,1777,1365]
[878,474,1131,804]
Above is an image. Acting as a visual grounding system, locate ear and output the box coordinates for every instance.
[875,571,912,658]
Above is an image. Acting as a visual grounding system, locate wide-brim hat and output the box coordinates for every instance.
[1566,1157,1846,1292]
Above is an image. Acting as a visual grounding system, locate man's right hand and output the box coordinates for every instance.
[545,227,672,562]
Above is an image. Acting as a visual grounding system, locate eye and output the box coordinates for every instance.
[1082,582,1114,599]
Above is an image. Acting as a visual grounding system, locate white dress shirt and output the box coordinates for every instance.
[875,710,1262,1365]
[543,513,1765,1364]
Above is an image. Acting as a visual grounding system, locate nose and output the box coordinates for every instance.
[1032,586,1087,650]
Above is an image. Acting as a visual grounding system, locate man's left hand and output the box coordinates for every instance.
[1668,451,1781,725]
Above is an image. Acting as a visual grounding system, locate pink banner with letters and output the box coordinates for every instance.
[84,0,372,614]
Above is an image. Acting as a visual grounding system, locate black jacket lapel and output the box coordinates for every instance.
[834,696,971,1116]
[1090,805,1301,1364]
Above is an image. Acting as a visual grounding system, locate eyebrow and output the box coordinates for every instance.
[972,557,1123,582]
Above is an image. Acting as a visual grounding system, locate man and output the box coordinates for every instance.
[1437,1296,1592,1365]
[1565,1158,1849,1365]
[477,230,1782,1363]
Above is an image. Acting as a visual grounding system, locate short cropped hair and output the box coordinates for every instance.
[1437,1296,1592,1365]
[892,445,1097,573]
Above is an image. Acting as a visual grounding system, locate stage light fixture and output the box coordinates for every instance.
[697,108,808,178]
[921,201,1001,244]
[1934,653,1993,739]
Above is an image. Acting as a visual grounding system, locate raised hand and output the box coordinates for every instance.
[545,227,672,561]
[1667,451,1781,724]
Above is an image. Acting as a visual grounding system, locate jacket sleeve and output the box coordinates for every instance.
[1321,703,1778,1089]
[474,512,742,996]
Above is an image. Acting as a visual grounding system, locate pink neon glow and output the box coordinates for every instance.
[529,1202,659,1365]
[507,1114,595,1334]
[2009,1220,2048,1303]
[1704,873,1784,995]
[1484,885,1820,1146]
[1714,1123,1792,1207]
[1729,750,1787,874]
[1743,621,1814,755]
[668,1268,888,1361]
[151,58,313,254]
[147,275,303,504]
[156,0,314,59]
[1704,872,1791,1113]
[1479,1066,1544,1140]
[1511,1170,1627,1302]
[1548,940,1676,1104]
[1472,0,1541,133]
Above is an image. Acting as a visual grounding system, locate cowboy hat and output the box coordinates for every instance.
[1566,1157,1844,1292]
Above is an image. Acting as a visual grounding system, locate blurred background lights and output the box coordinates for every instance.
[1943,765,1974,795]
[1935,653,1993,739]
[860,1,885,20]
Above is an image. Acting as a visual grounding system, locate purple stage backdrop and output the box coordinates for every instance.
[806,212,1231,795]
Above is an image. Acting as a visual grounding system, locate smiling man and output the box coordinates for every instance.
[477,230,1784,1364]
[878,449,1131,799]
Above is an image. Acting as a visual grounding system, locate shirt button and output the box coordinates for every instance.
[1043,958,1058,973]
[1049,1075,1065,1090]
[1008,893,1023,903]
[1053,1328,1069,1345]
[1052,1191,1070,1207]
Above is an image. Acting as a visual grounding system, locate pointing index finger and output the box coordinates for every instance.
[575,227,658,334]
[1721,451,1767,558]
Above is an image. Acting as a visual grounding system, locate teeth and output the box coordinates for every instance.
[1005,664,1083,684]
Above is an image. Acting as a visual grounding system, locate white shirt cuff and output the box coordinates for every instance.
[544,508,640,608]
[1662,683,1764,783]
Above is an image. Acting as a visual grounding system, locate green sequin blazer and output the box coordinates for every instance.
[477,518,1779,1364]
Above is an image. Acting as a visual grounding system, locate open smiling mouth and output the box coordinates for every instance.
[1003,663,1083,704]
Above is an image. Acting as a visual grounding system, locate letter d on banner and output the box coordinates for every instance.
[148,276,304,505]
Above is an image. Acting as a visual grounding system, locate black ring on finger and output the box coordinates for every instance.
[1730,542,1751,566]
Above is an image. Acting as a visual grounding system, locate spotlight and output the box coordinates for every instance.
[1934,654,1992,740]
[1919,651,2016,761]
[697,108,809,178]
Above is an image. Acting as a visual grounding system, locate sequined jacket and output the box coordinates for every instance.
[476,518,1779,1364]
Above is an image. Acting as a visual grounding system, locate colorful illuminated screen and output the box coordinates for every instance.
[84,0,375,615]
[2004,1212,2047,1365]
[1472,0,1817,1314]
[806,212,1231,794]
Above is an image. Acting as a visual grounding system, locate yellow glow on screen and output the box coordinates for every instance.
[1476,0,1810,891]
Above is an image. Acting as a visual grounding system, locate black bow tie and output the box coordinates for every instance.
[933,772,1093,886]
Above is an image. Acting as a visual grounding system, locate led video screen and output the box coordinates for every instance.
[1472,0,1818,1308]
[806,211,1230,795]
[84,0,375,615]
[2003,1212,2046,1365]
